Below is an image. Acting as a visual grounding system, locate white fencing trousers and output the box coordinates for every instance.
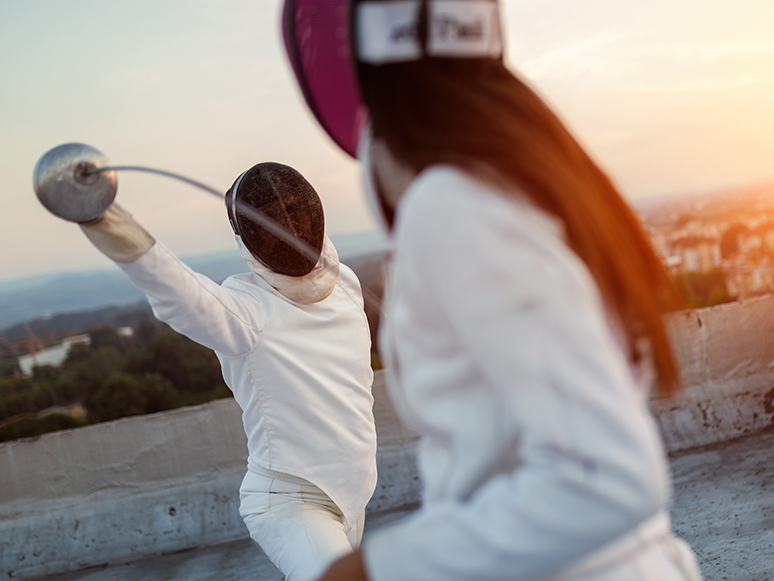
[554,511,703,581]
[239,468,365,581]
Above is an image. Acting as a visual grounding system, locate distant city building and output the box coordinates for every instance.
[669,236,721,273]
[633,181,774,305]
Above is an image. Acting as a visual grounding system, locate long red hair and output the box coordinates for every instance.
[358,58,684,394]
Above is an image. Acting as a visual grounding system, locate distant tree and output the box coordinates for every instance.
[0,376,33,396]
[63,343,90,365]
[673,213,693,230]
[0,376,59,421]
[707,285,733,307]
[674,268,735,308]
[85,370,185,422]
[0,321,232,441]
[135,320,160,345]
[57,346,123,404]
[720,223,749,260]
[32,365,58,382]
[86,371,148,423]
[38,412,83,433]
[0,413,83,443]
[124,329,226,394]
[0,417,47,442]
[53,365,87,402]
[0,358,20,378]
[88,326,127,353]
[139,372,182,414]
[32,383,56,410]
[85,346,124,378]
[0,379,36,420]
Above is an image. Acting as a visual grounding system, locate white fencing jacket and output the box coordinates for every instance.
[116,240,377,527]
[363,166,678,580]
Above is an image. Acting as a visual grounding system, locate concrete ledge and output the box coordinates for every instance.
[1,474,246,580]
[0,373,420,579]
[0,398,247,522]
[2,450,422,580]
[655,295,774,452]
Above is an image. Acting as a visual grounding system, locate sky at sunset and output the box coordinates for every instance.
[0,0,772,281]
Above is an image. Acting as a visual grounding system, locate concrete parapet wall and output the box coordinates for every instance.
[0,372,420,579]
[1,475,245,579]
[654,295,774,452]
[0,398,247,522]
[0,400,249,579]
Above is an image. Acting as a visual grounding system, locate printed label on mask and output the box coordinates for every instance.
[357,0,502,65]
[357,1,423,65]
[427,0,502,58]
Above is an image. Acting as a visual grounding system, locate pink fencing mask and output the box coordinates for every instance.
[283,0,504,158]
[282,0,367,158]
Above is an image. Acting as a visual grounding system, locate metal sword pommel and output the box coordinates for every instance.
[33,143,117,223]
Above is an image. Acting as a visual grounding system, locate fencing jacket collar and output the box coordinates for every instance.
[236,234,340,304]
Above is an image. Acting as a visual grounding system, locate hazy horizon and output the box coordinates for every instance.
[0,228,389,287]
[1,0,772,282]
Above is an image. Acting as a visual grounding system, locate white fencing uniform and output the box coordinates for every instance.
[80,208,378,581]
[362,165,702,581]
[240,466,365,580]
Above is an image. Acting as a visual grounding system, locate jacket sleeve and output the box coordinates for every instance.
[363,169,669,580]
[117,242,263,357]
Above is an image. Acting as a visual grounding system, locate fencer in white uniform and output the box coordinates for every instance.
[360,157,702,581]
[281,0,704,579]
[74,162,378,581]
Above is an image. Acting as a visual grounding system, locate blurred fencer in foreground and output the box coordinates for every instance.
[48,161,378,581]
[283,0,703,579]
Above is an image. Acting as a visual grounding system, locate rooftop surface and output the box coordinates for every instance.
[40,430,774,581]
[44,509,415,581]
[671,430,774,581]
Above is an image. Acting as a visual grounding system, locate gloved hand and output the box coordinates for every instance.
[79,205,155,263]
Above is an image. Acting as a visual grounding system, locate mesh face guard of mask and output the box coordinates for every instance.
[226,162,325,277]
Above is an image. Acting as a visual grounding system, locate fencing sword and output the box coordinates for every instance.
[32,143,384,313]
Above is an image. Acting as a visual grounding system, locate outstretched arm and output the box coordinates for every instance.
[80,205,262,357]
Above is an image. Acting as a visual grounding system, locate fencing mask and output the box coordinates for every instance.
[283,0,504,158]
[225,163,325,277]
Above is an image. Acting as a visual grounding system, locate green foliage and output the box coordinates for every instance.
[0,324,230,442]
[0,357,20,378]
[139,372,181,414]
[0,376,34,396]
[0,413,85,443]
[88,327,128,353]
[124,330,224,394]
[54,363,91,402]
[674,268,735,308]
[84,371,183,423]
[32,382,56,410]
[63,343,90,365]
[87,371,149,422]
[135,319,161,345]
[32,365,59,382]
[720,223,749,260]
[61,347,124,412]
